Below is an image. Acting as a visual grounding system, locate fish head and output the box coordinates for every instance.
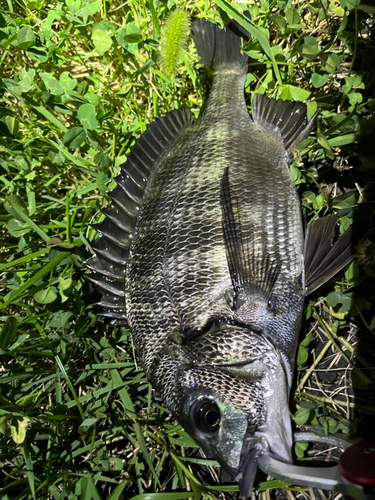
[178,328,292,497]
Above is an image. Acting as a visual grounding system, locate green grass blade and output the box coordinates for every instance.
[107,479,129,500]
[0,316,17,349]
[0,248,49,271]
[55,355,85,420]
[0,251,71,309]
[110,369,136,414]
[110,369,162,488]
[8,204,50,243]
[147,0,160,38]
[46,139,98,178]
[21,443,36,500]
[31,104,68,133]
[129,493,195,500]
[80,475,102,500]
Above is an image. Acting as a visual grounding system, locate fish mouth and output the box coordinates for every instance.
[235,440,263,497]
[234,382,293,499]
[235,349,293,499]
[235,431,292,498]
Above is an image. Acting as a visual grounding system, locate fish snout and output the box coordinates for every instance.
[236,423,292,498]
[235,366,293,497]
[235,436,266,497]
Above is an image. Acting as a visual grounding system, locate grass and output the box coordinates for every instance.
[1,0,375,498]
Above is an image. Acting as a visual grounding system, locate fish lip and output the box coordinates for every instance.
[235,449,259,497]
[233,358,293,497]
[235,429,292,497]
[235,437,266,497]
[234,407,292,496]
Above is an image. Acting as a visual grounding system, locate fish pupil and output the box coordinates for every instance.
[190,399,221,433]
[205,409,219,427]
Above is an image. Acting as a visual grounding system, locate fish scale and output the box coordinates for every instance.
[231,129,303,274]
[85,16,354,497]
[131,84,252,334]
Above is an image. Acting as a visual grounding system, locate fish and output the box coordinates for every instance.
[84,15,354,497]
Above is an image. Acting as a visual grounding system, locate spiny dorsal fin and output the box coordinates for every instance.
[304,214,354,295]
[220,167,280,308]
[84,106,192,323]
[252,93,319,159]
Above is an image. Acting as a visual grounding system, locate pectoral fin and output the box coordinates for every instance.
[304,215,354,295]
[220,167,280,305]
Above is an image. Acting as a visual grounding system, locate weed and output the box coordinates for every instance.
[1,0,375,498]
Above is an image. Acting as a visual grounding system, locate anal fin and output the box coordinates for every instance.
[252,94,319,160]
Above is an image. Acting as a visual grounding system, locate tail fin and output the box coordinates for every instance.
[192,17,248,71]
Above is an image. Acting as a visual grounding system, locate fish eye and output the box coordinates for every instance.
[190,398,220,433]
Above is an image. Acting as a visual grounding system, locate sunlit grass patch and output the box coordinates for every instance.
[1,0,375,498]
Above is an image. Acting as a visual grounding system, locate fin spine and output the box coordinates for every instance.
[304,215,354,294]
[115,175,143,205]
[92,244,128,267]
[108,188,139,218]
[252,94,319,159]
[100,209,133,235]
[83,106,192,321]
[85,273,125,297]
[91,238,129,266]
[91,224,131,249]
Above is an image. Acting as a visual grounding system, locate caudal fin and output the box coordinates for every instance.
[192,17,249,71]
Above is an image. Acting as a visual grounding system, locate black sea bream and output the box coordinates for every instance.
[85,16,353,496]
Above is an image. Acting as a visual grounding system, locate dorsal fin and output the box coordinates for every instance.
[304,214,354,295]
[251,94,319,159]
[84,106,192,323]
[220,167,280,308]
